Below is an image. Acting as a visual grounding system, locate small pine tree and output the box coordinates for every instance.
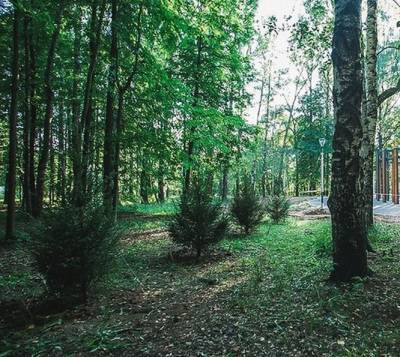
[169,180,228,259]
[265,195,290,223]
[29,206,120,303]
[231,177,264,234]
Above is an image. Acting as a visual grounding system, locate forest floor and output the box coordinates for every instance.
[1,204,400,356]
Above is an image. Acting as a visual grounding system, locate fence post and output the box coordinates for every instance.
[392,148,399,204]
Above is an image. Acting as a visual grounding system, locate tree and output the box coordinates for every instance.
[328,0,368,281]
[231,176,264,234]
[5,6,20,240]
[33,1,65,217]
[361,0,400,228]
[103,0,118,215]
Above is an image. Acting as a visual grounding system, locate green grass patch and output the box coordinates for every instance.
[1,218,399,356]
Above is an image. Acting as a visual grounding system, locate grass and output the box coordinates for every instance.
[117,201,177,234]
[0,204,399,355]
[118,201,177,216]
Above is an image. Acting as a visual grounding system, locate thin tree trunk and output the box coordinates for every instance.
[361,0,378,230]
[71,6,83,206]
[58,102,66,205]
[23,14,32,213]
[29,18,37,212]
[277,77,305,192]
[72,0,106,208]
[184,36,202,192]
[328,0,368,281]
[112,2,143,213]
[49,125,55,206]
[103,0,118,214]
[33,2,65,216]
[261,69,272,197]
[5,7,20,240]
[221,163,228,201]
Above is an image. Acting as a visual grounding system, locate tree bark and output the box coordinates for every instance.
[71,6,83,207]
[5,7,20,240]
[28,12,37,213]
[221,163,228,201]
[184,36,203,192]
[112,2,143,213]
[360,0,378,230]
[328,0,368,281]
[23,14,32,213]
[72,0,106,208]
[261,68,272,197]
[33,2,65,216]
[57,102,66,205]
[103,0,118,214]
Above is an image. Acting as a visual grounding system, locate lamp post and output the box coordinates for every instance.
[319,138,326,209]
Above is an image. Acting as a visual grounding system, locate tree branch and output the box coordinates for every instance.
[377,45,400,56]
[378,78,400,106]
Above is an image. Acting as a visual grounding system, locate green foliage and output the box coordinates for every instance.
[29,207,120,302]
[168,181,228,258]
[265,195,290,223]
[2,217,400,355]
[231,177,264,234]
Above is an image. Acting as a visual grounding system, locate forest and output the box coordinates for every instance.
[0,0,400,355]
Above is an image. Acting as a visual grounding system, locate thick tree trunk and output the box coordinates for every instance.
[328,0,368,281]
[33,2,65,216]
[103,0,118,214]
[5,8,20,240]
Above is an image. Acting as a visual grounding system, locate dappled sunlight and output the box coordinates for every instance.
[1,0,399,354]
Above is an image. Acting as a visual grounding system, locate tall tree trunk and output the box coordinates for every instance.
[184,36,202,192]
[71,6,83,207]
[103,0,118,214]
[361,0,400,229]
[112,94,123,212]
[276,78,305,192]
[57,102,66,205]
[49,125,55,206]
[29,19,37,212]
[328,0,368,281]
[221,163,228,201]
[72,0,106,208]
[361,0,378,229]
[33,2,65,216]
[112,2,143,212]
[5,7,20,240]
[157,158,165,203]
[140,160,149,204]
[261,69,272,197]
[23,14,32,213]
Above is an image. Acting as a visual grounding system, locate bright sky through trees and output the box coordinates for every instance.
[246,0,400,123]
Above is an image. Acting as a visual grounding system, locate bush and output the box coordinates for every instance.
[231,178,265,234]
[29,206,120,302]
[265,195,290,223]
[169,181,228,259]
